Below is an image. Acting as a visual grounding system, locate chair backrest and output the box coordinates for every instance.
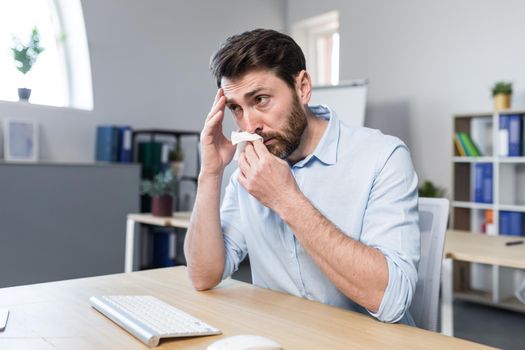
[409,197,450,331]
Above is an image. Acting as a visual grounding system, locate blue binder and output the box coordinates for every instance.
[481,163,493,204]
[118,126,133,163]
[508,115,522,156]
[96,126,119,162]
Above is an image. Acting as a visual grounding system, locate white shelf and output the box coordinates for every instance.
[498,204,525,212]
[453,157,494,163]
[452,201,494,210]
[452,110,525,315]
[452,157,525,163]
[499,157,525,163]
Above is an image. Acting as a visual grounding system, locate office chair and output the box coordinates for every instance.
[409,197,450,332]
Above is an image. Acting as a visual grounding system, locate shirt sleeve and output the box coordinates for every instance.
[360,142,420,323]
[220,171,248,281]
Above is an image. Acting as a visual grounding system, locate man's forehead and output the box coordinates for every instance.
[221,70,280,97]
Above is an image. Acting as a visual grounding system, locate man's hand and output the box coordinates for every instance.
[200,89,236,177]
[237,140,300,212]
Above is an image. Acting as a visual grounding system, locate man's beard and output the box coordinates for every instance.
[256,92,307,159]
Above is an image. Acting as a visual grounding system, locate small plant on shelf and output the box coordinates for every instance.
[141,170,178,217]
[168,142,185,179]
[418,180,446,198]
[491,81,512,111]
[11,27,45,101]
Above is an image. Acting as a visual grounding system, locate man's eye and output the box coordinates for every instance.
[256,96,269,106]
[229,105,240,113]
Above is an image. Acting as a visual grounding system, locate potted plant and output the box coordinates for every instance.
[168,142,184,180]
[491,81,512,111]
[141,170,178,217]
[418,180,446,198]
[11,27,45,101]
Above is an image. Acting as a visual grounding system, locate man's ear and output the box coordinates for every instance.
[295,70,312,105]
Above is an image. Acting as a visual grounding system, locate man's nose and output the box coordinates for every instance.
[243,111,263,134]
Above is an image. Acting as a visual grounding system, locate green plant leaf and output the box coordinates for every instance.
[140,170,179,197]
[11,27,45,75]
[491,81,512,96]
[418,180,446,198]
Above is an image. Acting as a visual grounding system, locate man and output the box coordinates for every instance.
[184,29,420,325]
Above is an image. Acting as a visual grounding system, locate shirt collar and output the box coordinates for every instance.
[294,104,340,167]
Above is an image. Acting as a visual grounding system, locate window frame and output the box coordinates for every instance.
[0,0,93,110]
[292,11,340,86]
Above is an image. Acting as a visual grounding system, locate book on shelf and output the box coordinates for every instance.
[498,114,525,157]
[508,114,522,157]
[118,126,133,163]
[152,228,177,268]
[470,117,492,156]
[95,125,133,163]
[453,133,466,156]
[456,132,481,157]
[522,115,525,156]
[95,126,119,162]
[499,211,525,236]
[473,163,492,203]
[137,141,166,178]
[499,115,510,156]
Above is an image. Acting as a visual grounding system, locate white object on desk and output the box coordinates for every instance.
[207,334,282,350]
[0,308,9,331]
[90,295,221,348]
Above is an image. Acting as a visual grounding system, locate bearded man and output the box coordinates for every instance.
[184,29,420,325]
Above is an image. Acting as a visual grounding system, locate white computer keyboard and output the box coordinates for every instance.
[89,295,221,347]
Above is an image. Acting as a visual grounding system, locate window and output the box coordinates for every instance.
[0,0,93,109]
[292,11,340,86]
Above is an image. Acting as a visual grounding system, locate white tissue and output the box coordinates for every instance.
[231,131,263,160]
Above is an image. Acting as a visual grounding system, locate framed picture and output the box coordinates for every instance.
[3,118,39,162]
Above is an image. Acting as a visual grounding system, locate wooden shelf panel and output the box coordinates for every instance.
[453,163,471,202]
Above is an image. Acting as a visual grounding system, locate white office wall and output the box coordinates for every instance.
[0,0,285,162]
[286,0,525,193]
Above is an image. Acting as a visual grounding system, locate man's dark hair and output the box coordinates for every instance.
[210,28,306,90]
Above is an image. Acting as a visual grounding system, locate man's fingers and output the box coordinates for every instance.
[238,152,251,176]
[252,139,270,157]
[202,110,224,136]
[244,143,259,164]
[213,88,223,105]
[237,169,248,189]
[206,96,226,122]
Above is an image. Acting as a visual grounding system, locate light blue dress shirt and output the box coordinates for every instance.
[220,105,420,324]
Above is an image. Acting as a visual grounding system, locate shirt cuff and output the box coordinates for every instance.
[367,249,415,323]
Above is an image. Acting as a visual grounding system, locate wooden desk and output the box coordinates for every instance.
[125,212,191,273]
[0,267,491,349]
[441,230,525,336]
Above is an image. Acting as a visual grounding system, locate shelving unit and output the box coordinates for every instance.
[132,129,200,211]
[452,109,525,312]
[131,129,200,270]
